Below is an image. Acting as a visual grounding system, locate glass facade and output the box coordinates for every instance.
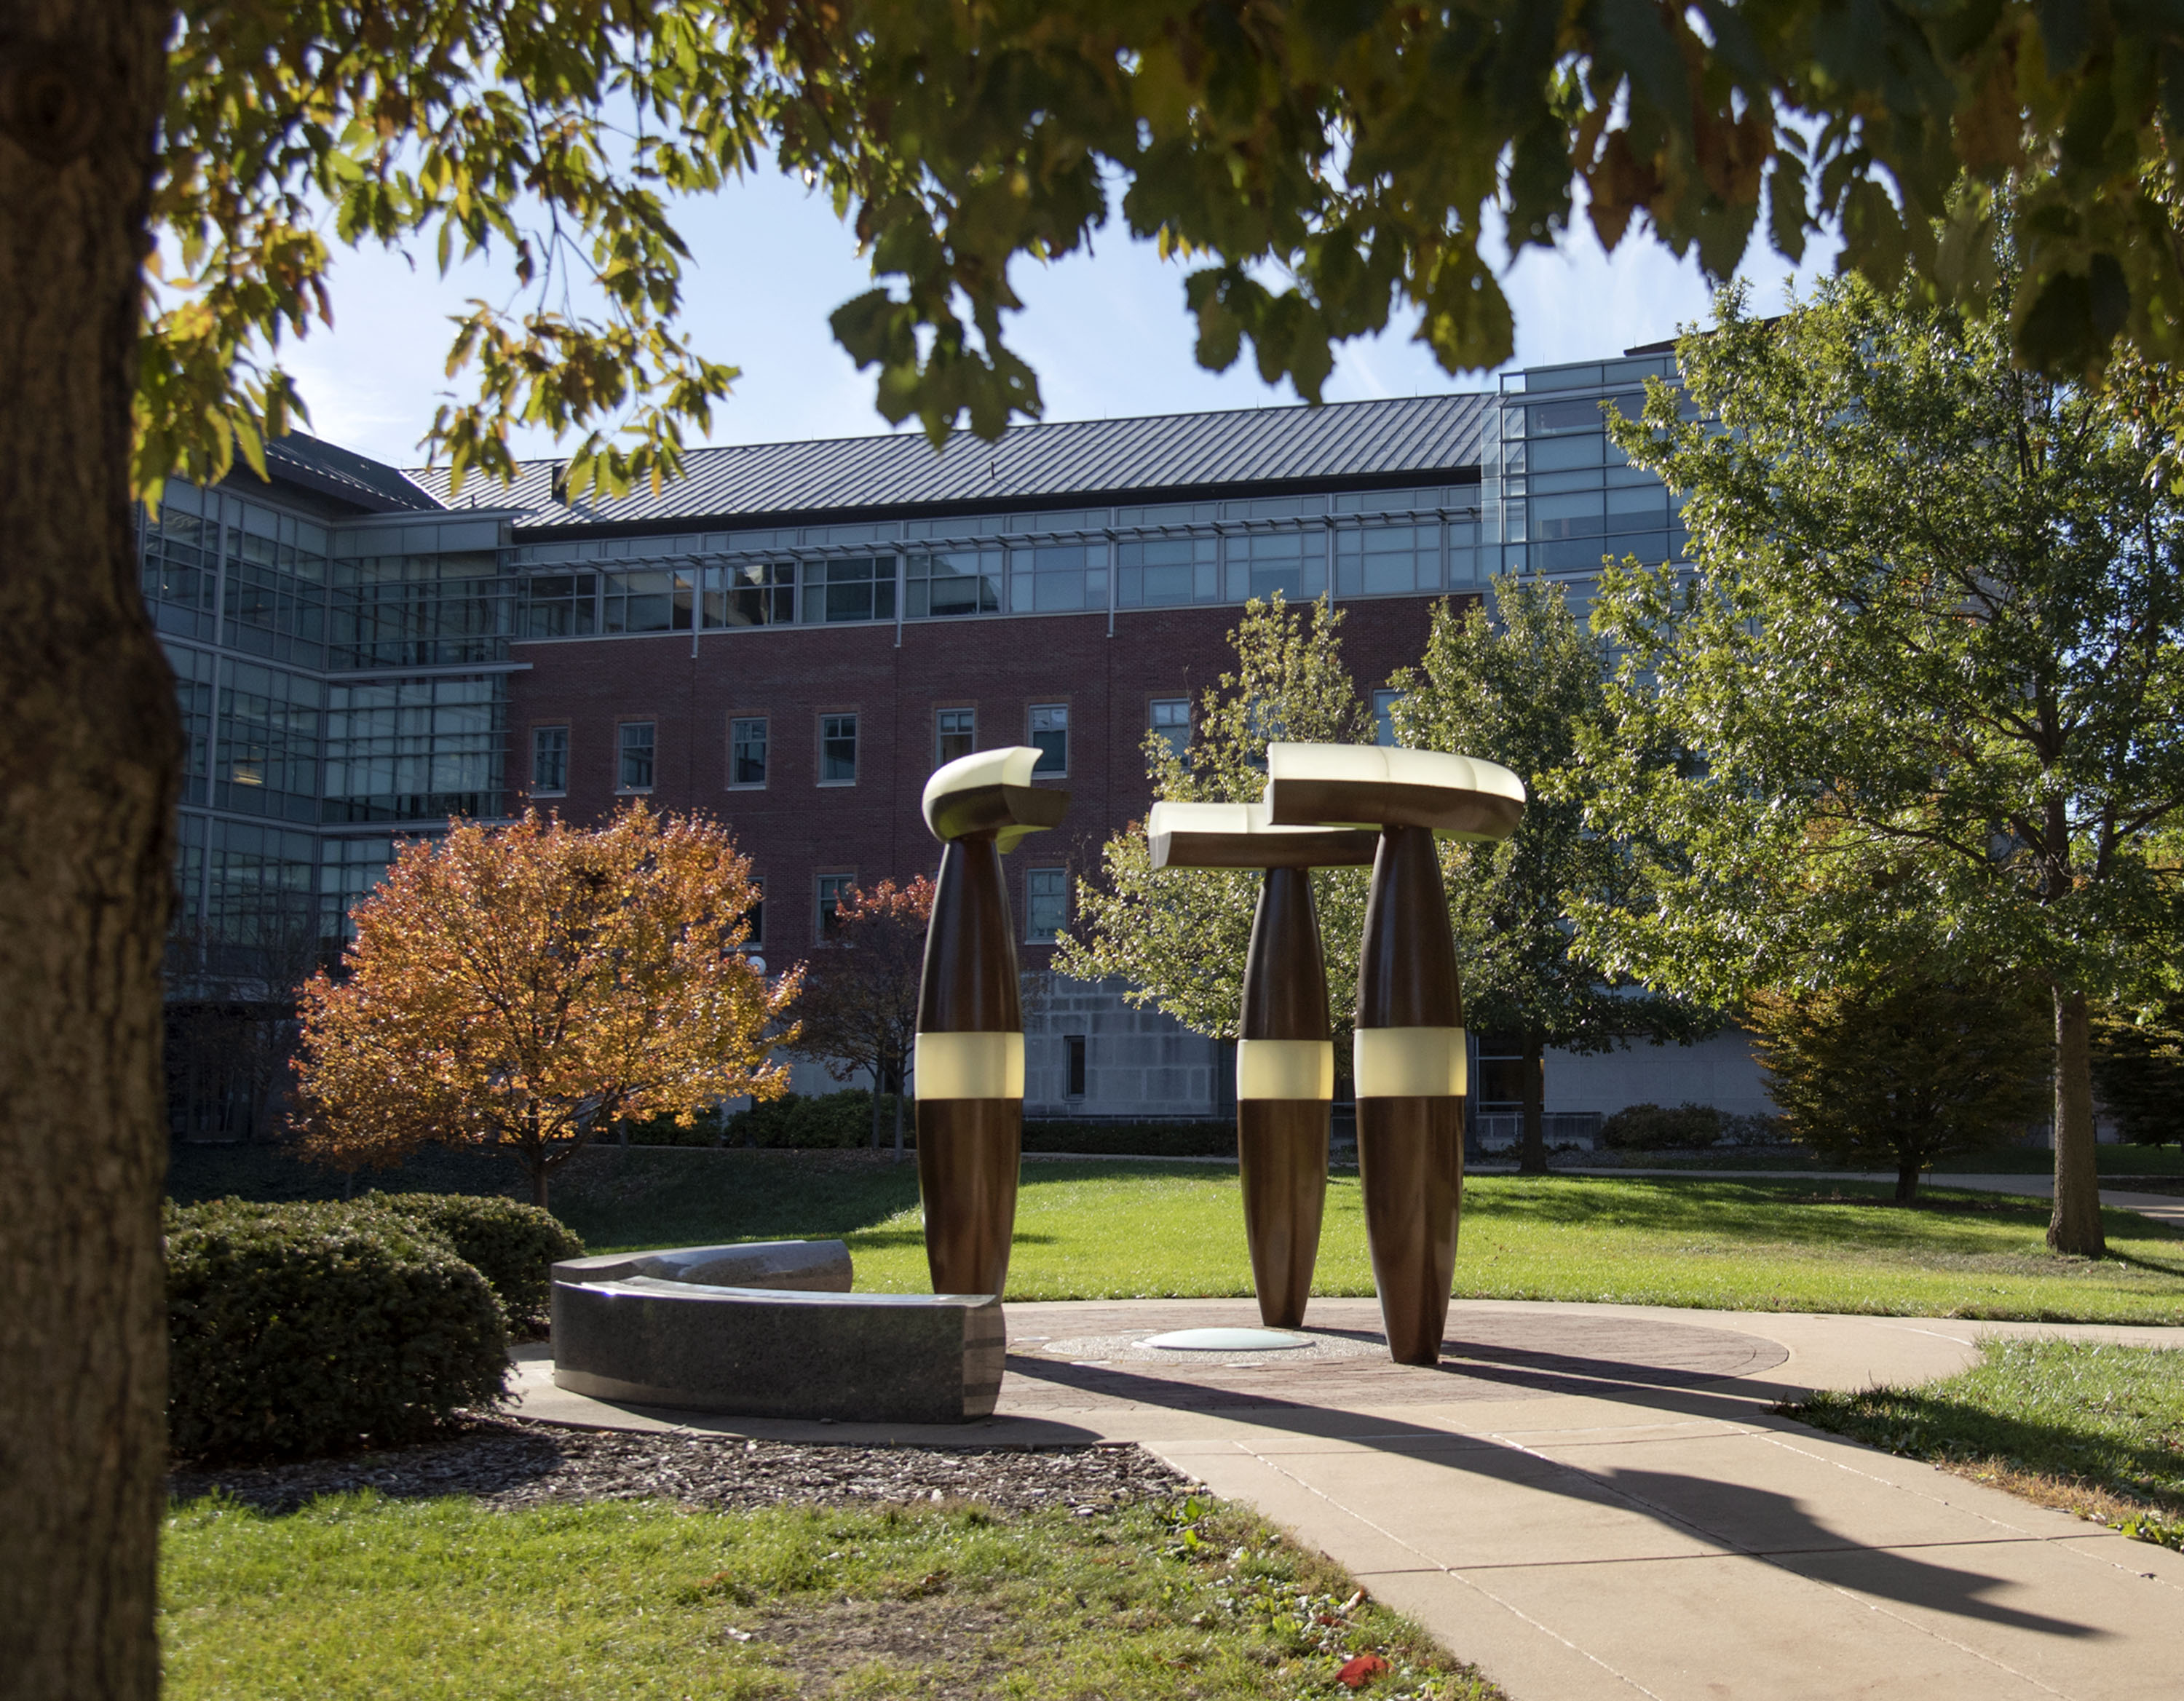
[149,482,518,982]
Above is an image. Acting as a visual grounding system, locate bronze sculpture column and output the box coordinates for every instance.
[1147,804,1374,1327]
[915,748,1068,1297]
[1265,744,1524,1364]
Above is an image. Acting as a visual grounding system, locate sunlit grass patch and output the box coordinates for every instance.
[162,1487,1503,1700]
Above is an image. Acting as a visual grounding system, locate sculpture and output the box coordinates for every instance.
[1263,742,1524,1363]
[1146,801,1374,1328]
[914,748,1067,1297]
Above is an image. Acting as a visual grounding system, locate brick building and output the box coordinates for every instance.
[150,346,1771,1133]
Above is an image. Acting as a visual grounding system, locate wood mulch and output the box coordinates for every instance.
[168,1418,1194,1518]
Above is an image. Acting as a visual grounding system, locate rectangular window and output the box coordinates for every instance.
[742,879,764,948]
[1026,866,1068,943]
[907,549,1003,618]
[1065,1034,1088,1098]
[729,717,767,788]
[1029,704,1068,776]
[800,557,897,624]
[723,562,795,626]
[531,726,569,793]
[618,721,655,791]
[1150,698,1190,764]
[819,713,858,784]
[1373,689,1401,748]
[935,707,975,766]
[816,873,855,940]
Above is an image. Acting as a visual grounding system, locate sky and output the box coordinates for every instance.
[280,168,1843,472]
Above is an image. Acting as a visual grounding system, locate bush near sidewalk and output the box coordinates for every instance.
[357,1192,585,1333]
[166,1200,508,1463]
[1789,1338,2184,1551]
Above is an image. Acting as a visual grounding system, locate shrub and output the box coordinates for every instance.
[721,1090,909,1149]
[359,1192,585,1332]
[1600,1102,1725,1151]
[167,1200,507,1463]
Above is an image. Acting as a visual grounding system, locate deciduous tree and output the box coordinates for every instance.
[1061,593,1374,1053]
[783,876,933,1156]
[1581,273,2184,1259]
[2091,994,2184,1148]
[1748,974,2050,1202]
[1390,576,1711,1174]
[290,806,797,1208]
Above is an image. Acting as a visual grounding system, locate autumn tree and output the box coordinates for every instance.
[1061,593,1374,1052]
[1390,576,1710,1174]
[290,806,797,1208]
[28,4,2184,1694]
[1748,975,2050,1202]
[783,876,933,1157]
[1581,274,2184,1258]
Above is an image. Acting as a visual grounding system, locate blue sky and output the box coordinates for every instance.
[281,168,1842,471]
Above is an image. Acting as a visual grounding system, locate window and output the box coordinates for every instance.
[907,549,1002,618]
[1372,690,1401,748]
[1008,543,1107,613]
[741,879,764,948]
[819,713,858,784]
[618,721,655,791]
[724,561,794,626]
[935,707,975,766]
[799,557,896,624]
[1025,866,1068,943]
[1336,523,1440,597]
[816,873,855,940]
[729,717,767,788]
[1115,535,1217,607]
[531,726,569,793]
[520,571,598,638]
[1065,1034,1087,1098]
[1149,698,1190,764]
[1029,704,1068,776]
[1224,528,1324,602]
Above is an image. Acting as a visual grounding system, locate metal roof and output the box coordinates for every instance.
[227,431,446,515]
[406,392,1492,533]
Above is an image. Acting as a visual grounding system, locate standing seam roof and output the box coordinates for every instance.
[409,392,1492,529]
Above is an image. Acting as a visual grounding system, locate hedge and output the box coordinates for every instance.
[166,1200,508,1463]
[1022,1119,1236,1157]
[358,1192,585,1333]
[1599,1102,1726,1151]
[718,1090,909,1149]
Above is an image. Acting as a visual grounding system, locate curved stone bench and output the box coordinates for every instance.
[549,1240,1003,1424]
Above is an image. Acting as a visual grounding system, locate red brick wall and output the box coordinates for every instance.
[505,593,1474,961]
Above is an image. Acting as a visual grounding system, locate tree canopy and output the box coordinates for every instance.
[144,0,2184,500]
[784,875,932,1149]
[1580,272,2184,1256]
[291,806,798,1205]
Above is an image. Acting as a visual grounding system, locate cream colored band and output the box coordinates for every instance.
[1236,1039,1334,1101]
[913,1031,1025,1100]
[1353,1026,1467,1098]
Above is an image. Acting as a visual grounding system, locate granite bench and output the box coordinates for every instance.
[549,1240,1004,1424]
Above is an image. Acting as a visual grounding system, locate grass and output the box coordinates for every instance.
[168,1142,2184,1325]
[1790,1338,2184,1552]
[162,1487,1502,1701]
[528,1152,2184,1325]
[1588,1143,2184,1175]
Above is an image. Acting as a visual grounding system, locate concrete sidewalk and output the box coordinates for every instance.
[511,1296,2184,1699]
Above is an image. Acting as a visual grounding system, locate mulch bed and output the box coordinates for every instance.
[169,1418,1195,1518]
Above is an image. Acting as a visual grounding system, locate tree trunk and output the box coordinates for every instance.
[870,1075,883,1149]
[893,1086,906,1164]
[530,1159,551,1211]
[2049,986,2105,1258]
[0,7,180,1696]
[1517,1031,1548,1174]
[1895,1157,1920,1205]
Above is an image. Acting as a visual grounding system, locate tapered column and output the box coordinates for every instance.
[1236,865,1333,1328]
[915,833,1024,1298]
[1353,824,1465,1365]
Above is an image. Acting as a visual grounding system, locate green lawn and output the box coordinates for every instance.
[162,1490,1499,1701]
[1792,1339,2184,1550]
[1572,1143,2184,1175]
[539,1153,2184,1325]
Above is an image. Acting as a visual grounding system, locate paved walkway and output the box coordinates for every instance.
[512,1290,2184,1700]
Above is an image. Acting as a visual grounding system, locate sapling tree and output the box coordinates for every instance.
[784,876,933,1156]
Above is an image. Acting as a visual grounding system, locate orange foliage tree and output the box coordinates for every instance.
[292,805,798,1207]
[785,876,933,1151]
